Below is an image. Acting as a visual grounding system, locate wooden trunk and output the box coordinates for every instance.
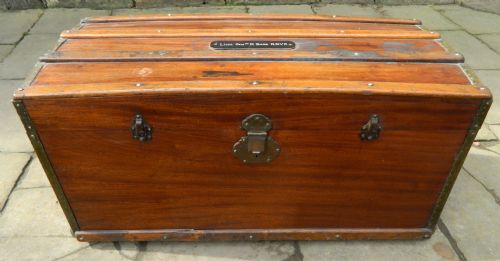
[13,14,491,242]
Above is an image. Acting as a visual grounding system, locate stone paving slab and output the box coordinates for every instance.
[60,243,139,261]
[0,80,33,152]
[17,157,50,189]
[136,0,225,8]
[436,5,500,34]
[30,9,110,34]
[313,4,381,17]
[441,170,500,260]
[142,241,295,260]
[248,5,313,14]
[482,125,500,154]
[0,34,59,79]
[0,237,88,261]
[0,188,73,237]
[0,10,42,44]
[378,0,454,4]
[0,45,14,62]
[300,229,457,260]
[381,5,459,30]
[463,147,500,200]
[113,5,247,15]
[474,70,500,124]
[0,152,30,210]
[475,123,498,141]
[46,0,133,8]
[439,31,500,70]
[477,34,500,54]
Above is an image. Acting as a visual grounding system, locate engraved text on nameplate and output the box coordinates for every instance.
[210,41,296,50]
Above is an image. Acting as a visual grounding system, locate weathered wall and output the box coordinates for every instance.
[2,0,499,15]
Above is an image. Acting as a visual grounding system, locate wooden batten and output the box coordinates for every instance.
[84,13,422,25]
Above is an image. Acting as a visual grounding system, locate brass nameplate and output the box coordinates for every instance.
[210,41,296,50]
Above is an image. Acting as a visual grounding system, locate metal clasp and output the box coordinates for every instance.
[233,114,280,164]
[131,114,152,142]
[360,114,382,141]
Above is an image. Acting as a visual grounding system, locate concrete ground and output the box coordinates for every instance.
[0,4,499,261]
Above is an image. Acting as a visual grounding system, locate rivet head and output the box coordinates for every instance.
[17,88,24,91]
[335,234,341,239]
[340,30,345,33]
[455,52,461,56]
[15,103,20,107]
[430,31,435,34]
[248,30,252,33]
[163,235,168,240]
[77,236,84,241]
[332,15,337,18]
[480,87,486,90]
[251,81,259,85]
[423,233,431,239]
[367,83,375,87]
[136,83,143,87]
[353,52,359,56]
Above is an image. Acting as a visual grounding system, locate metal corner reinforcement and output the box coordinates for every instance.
[12,100,80,233]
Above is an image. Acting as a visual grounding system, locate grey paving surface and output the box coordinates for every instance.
[0,34,59,79]
[380,5,459,30]
[0,80,33,152]
[0,4,499,261]
[0,10,42,44]
[30,9,110,34]
[436,5,500,35]
[439,31,500,70]
[313,4,381,17]
[248,5,313,14]
[0,153,30,210]
[113,6,247,15]
[0,45,13,62]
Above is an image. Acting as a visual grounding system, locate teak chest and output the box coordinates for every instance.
[13,14,491,242]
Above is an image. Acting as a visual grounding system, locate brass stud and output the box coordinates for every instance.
[367,83,375,87]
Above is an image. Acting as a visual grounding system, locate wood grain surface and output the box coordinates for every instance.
[24,93,481,231]
[43,38,462,63]
[30,61,472,87]
[85,13,421,25]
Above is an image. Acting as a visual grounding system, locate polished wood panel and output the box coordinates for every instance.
[31,61,472,87]
[19,81,488,100]
[62,28,439,39]
[43,38,462,63]
[24,93,481,231]
[85,13,421,25]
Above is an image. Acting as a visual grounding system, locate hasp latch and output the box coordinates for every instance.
[233,114,280,164]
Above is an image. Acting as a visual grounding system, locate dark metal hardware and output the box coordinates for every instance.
[233,114,280,164]
[131,114,152,141]
[360,114,382,141]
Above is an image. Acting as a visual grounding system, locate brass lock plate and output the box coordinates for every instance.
[233,114,280,164]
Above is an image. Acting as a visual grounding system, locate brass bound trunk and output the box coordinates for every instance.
[13,14,491,242]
